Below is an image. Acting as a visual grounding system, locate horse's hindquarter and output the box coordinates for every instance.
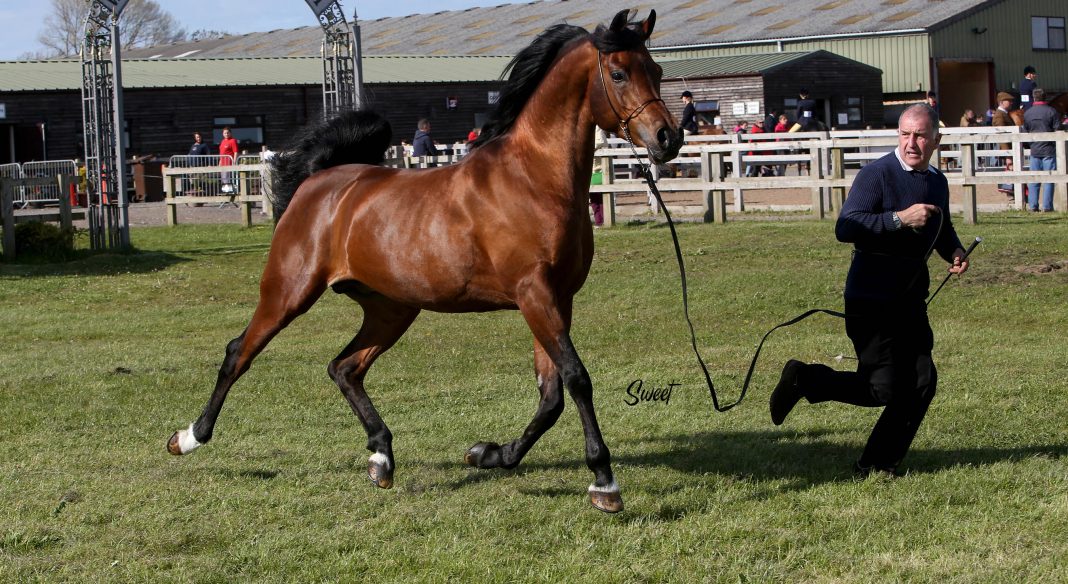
[324,159,593,312]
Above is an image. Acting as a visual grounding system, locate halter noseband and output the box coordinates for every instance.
[596,51,664,144]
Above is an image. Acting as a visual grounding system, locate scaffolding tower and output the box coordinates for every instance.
[80,0,130,250]
[305,0,364,117]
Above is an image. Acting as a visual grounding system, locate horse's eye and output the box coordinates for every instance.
[610,71,626,82]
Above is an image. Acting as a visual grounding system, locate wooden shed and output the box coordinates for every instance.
[660,50,884,133]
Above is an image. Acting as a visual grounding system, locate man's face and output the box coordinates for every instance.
[897,112,940,170]
[999,99,1013,110]
[194,133,201,143]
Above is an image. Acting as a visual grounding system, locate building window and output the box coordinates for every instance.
[213,116,265,150]
[1032,16,1066,50]
[846,97,862,122]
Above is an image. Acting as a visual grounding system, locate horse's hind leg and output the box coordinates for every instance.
[465,339,564,469]
[167,266,326,455]
[329,296,419,489]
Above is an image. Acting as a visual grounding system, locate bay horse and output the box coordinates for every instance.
[166,9,681,513]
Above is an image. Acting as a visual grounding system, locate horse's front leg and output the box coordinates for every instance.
[497,282,622,512]
[465,339,565,469]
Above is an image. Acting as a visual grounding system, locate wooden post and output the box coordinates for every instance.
[1056,138,1068,213]
[602,155,616,227]
[701,150,726,223]
[1012,139,1024,209]
[239,169,252,227]
[163,165,178,226]
[811,146,825,219]
[730,135,744,212]
[1,178,15,261]
[960,144,978,225]
[58,175,74,231]
[830,147,845,218]
[261,163,275,222]
[820,135,832,213]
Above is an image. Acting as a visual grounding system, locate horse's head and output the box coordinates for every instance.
[590,10,682,164]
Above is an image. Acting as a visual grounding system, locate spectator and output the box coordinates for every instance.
[218,127,238,194]
[732,120,749,134]
[189,132,208,157]
[925,92,945,126]
[769,104,969,478]
[746,119,766,177]
[1022,88,1061,212]
[773,114,791,176]
[412,119,440,158]
[991,92,1017,197]
[466,127,481,144]
[791,89,818,132]
[959,109,978,127]
[680,91,698,136]
[590,128,608,227]
[1020,66,1037,111]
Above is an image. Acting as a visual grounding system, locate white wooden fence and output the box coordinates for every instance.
[159,128,1067,227]
[589,128,1067,225]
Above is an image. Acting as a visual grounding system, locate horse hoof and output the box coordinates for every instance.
[367,453,393,489]
[464,442,502,468]
[589,481,623,514]
[167,432,183,455]
[167,423,202,456]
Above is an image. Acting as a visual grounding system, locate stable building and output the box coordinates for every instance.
[659,50,884,131]
[2,0,1065,163]
[0,56,511,163]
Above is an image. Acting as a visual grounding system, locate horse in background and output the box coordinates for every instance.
[166,10,681,514]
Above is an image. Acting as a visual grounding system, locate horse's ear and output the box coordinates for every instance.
[609,9,631,32]
[641,10,657,40]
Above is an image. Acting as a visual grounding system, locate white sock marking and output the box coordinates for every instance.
[369,452,391,469]
[588,479,620,494]
[176,422,202,454]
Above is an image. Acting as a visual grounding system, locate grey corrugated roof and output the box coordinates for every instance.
[113,0,997,59]
[659,49,881,78]
[0,55,514,91]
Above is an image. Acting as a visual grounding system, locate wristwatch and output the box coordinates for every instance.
[891,211,902,230]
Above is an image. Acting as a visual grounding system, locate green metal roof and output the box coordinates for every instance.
[659,50,881,79]
[0,55,514,92]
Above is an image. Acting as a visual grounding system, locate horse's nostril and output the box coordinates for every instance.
[656,126,670,147]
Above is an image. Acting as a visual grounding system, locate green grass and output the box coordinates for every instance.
[1,214,1066,582]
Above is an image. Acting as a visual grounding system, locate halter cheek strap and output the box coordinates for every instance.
[596,51,664,143]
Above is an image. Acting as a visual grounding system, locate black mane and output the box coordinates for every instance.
[470,13,648,149]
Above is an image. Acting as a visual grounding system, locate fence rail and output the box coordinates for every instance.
[156,128,1066,227]
[588,128,1067,225]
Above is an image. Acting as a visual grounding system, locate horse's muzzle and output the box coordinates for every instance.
[648,124,683,164]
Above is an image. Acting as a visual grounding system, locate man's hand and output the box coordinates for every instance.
[949,247,969,275]
[896,203,941,229]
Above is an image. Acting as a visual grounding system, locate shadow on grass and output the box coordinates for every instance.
[423,429,1067,506]
[0,242,272,278]
[0,248,191,278]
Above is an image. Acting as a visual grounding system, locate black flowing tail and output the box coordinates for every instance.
[269,110,393,220]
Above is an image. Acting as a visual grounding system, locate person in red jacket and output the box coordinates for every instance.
[218,127,239,194]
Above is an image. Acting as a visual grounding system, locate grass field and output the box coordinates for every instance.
[1,213,1066,582]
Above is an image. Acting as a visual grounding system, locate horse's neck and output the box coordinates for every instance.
[507,45,598,183]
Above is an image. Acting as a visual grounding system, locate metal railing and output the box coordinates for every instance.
[10,160,77,207]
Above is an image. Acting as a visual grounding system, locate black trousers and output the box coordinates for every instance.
[798,299,937,470]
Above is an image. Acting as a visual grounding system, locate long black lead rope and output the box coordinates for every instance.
[592,50,980,411]
[623,145,979,412]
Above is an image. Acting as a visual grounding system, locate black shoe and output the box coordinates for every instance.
[769,360,805,426]
[853,461,903,478]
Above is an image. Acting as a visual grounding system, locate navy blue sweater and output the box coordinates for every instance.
[836,151,963,303]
